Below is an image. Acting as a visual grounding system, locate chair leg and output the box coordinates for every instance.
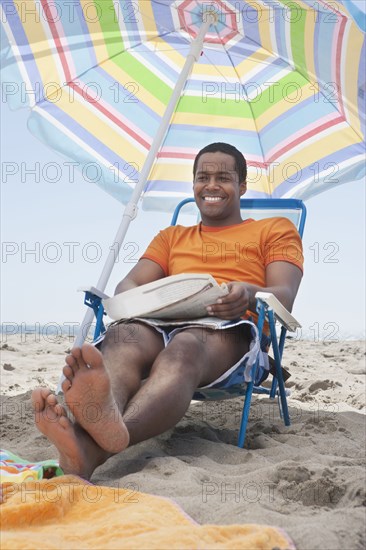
[238,381,254,448]
[274,363,290,426]
[270,327,286,399]
[270,377,277,399]
[268,313,290,427]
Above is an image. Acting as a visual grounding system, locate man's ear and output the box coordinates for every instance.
[239,181,247,196]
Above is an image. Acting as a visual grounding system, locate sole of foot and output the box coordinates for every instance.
[62,344,129,454]
[31,387,108,479]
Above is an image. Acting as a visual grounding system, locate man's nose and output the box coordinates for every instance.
[206,175,219,187]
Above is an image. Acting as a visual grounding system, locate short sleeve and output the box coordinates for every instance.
[140,228,171,275]
[262,218,304,272]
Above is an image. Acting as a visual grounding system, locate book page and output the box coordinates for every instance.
[149,279,215,304]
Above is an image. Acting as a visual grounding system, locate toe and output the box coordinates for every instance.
[61,378,72,393]
[46,393,57,407]
[63,365,74,380]
[31,387,50,411]
[40,387,52,400]
[54,403,67,417]
[65,354,78,374]
[71,347,88,370]
[81,343,104,370]
[59,415,71,429]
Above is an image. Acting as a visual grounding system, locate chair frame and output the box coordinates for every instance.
[170,198,306,447]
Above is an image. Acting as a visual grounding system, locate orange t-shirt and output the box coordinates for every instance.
[142,218,303,291]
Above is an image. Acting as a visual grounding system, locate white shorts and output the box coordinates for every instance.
[95,317,270,398]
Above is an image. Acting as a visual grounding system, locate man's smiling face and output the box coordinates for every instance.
[193,151,246,226]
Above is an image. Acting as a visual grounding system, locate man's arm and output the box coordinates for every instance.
[206,261,303,320]
[114,259,166,295]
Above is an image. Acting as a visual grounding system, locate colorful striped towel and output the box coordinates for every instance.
[0,450,63,484]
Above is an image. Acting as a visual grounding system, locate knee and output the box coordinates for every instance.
[101,325,122,351]
[102,323,139,350]
[151,333,204,382]
[170,332,205,363]
[101,325,139,364]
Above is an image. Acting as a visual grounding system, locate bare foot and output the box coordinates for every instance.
[32,387,109,480]
[62,344,129,454]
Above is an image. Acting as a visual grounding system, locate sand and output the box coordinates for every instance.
[1,334,365,550]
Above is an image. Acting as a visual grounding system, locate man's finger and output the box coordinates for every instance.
[216,295,239,305]
[207,304,246,317]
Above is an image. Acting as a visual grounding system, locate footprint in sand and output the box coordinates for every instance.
[271,462,311,484]
[308,379,340,393]
[275,465,346,507]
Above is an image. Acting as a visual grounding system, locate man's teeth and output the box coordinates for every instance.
[203,197,223,202]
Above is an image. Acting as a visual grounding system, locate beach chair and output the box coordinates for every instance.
[82,198,306,448]
[171,198,306,446]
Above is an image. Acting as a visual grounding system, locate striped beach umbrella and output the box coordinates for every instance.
[2,0,365,346]
[1,0,365,211]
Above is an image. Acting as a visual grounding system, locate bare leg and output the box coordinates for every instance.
[61,323,164,453]
[31,387,110,480]
[60,324,249,456]
[100,322,165,412]
[123,326,250,445]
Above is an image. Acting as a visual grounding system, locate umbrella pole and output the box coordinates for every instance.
[72,14,215,349]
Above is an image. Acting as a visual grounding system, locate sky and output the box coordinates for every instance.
[1,102,365,341]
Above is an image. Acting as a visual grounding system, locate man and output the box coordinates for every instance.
[32,143,303,479]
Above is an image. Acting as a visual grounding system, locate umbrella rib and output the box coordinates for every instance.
[36,28,192,105]
[200,3,350,126]
[230,60,270,196]
[205,30,270,196]
[225,21,356,131]
[73,30,184,78]
[204,17,364,158]
[230,32,365,143]
[27,0,195,104]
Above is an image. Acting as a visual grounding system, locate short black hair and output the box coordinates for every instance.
[193,143,247,182]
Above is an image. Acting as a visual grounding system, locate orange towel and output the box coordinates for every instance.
[1,476,295,549]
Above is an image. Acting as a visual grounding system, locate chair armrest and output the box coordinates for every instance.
[78,286,110,300]
[255,292,301,332]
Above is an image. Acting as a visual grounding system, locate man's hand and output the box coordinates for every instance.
[206,282,254,320]
[205,262,303,321]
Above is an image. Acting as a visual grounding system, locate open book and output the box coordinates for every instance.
[102,273,229,321]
